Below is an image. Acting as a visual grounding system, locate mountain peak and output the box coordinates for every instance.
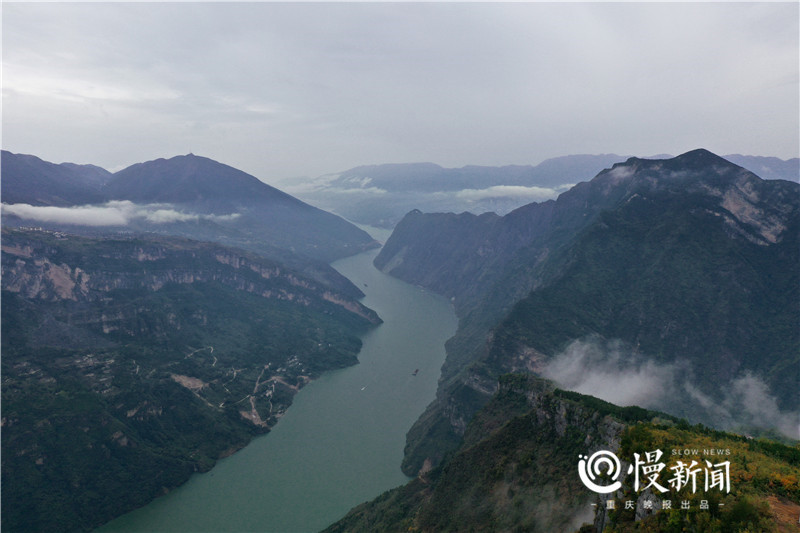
[669,148,736,169]
[106,153,296,208]
[599,148,752,190]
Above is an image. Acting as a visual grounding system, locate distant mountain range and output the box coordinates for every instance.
[288,153,799,228]
[1,151,379,265]
[372,149,799,477]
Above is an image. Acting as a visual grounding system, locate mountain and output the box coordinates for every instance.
[1,150,112,206]
[288,153,798,228]
[290,154,630,228]
[373,149,799,476]
[105,153,308,210]
[724,154,800,182]
[1,151,379,264]
[325,156,631,193]
[326,374,800,532]
[1,228,380,532]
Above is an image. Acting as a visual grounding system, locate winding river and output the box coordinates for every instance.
[98,237,457,532]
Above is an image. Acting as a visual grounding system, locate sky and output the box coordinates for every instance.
[2,2,798,186]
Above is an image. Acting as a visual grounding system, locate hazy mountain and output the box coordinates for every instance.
[1,150,112,206]
[327,375,800,532]
[289,153,798,228]
[373,149,799,476]
[105,153,302,210]
[290,154,630,228]
[1,228,380,532]
[2,151,379,264]
[326,155,631,193]
[724,154,800,182]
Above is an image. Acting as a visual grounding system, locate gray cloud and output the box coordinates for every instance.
[2,201,240,226]
[455,185,565,203]
[541,338,799,440]
[2,3,797,183]
[541,339,677,409]
[2,201,133,226]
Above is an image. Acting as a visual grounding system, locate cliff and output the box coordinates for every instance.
[326,375,800,532]
[1,228,380,532]
[374,150,799,476]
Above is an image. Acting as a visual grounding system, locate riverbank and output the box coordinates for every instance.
[96,246,457,532]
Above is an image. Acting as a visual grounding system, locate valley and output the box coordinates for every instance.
[2,148,798,532]
[1,228,380,532]
[4,3,799,531]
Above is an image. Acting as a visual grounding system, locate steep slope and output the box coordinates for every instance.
[1,150,111,205]
[104,154,378,262]
[1,228,380,532]
[2,151,379,264]
[374,150,799,476]
[326,375,800,533]
[724,154,799,182]
[104,153,301,209]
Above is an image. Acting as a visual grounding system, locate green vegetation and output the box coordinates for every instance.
[382,152,799,479]
[606,423,800,532]
[492,192,799,412]
[1,229,377,532]
[327,374,800,533]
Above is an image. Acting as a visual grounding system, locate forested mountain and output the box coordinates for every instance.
[1,228,380,532]
[373,149,799,477]
[327,375,800,532]
[2,151,379,264]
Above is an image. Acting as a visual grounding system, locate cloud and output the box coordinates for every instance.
[540,338,677,409]
[324,187,388,196]
[142,207,199,224]
[2,201,240,226]
[2,3,797,182]
[541,338,799,439]
[455,185,563,203]
[2,201,133,226]
[279,174,388,196]
[685,375,800,440]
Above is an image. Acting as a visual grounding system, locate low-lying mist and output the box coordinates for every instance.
[2,201,241,226]
[541,338,799,440]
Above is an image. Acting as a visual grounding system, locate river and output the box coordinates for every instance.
[97,239,457,532]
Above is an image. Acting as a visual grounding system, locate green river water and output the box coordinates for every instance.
[97,241,457,532]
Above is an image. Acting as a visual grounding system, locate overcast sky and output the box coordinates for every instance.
[3,2,798,185]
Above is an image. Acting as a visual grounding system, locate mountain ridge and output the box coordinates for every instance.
[1,227,381,532]
[289,151,798,228]
[2,150,380,265]
[105,153,303,210]
[372,149,799,477]
[326,374,800,532]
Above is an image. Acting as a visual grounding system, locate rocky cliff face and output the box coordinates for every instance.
[376,150,799,477]
[1,231,380,324]
[376,150,796,314]
[327,375,800,533]
[1,228,380,533]
[327,375,625,532]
